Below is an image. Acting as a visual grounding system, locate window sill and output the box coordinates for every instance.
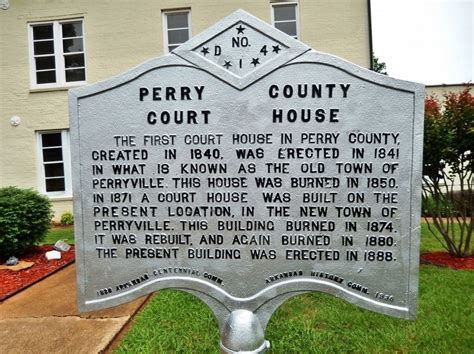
[47,195,73,202]
[30,83,87,93]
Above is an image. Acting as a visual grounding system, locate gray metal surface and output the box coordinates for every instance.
[70,10,424,351]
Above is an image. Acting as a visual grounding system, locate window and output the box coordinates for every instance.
[37,131,72,197]
[28,19,86,89]
[163,10,191,53]
[271,2,299,39]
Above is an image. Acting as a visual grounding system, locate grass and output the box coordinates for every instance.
[420,223,446,253]
[117,291,220,353]
[266,268,473,352]
[40,226,75,245]
[116,227,474,353]
[420,221,473,254]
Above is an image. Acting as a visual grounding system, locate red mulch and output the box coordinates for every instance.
[0,245,75,301]
[421,252,474,270]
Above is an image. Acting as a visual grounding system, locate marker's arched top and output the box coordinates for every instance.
[173,10,309,88]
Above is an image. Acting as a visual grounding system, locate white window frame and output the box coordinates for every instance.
[271,2,300,40]
[36,130,72,198]
[28,19,87,90]
[162,9,191,54]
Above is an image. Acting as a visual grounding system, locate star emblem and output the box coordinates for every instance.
[251,58,260,67]
[272,45,281,54]
[223,60,232,69]
[236,24,246,34]
[201,47,210,56]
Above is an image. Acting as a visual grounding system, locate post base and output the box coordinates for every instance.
[220,310,270,353]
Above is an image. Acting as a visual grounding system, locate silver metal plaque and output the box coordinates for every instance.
[70,10,423,351]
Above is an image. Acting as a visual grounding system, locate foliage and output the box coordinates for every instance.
[0,187,53,259]
[421,194,453,217]
[422,87,473,257]
[422,190,473,218]
[372,53,387,75]
[60,211,74,225]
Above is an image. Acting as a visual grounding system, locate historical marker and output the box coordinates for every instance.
[70,10,424,352]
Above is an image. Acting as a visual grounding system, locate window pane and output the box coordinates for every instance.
[65,68,86,82]
[275,21,297,37]
[168,29,189,45]
[35,56,56,70]
[36,70,56,84]
[167,13,188,29]
[63,38,83,53]
[64,54,85,68]
[46,178,65,192]
[33,25,53,40]
[43,148,63,162]
[45,163,64,177]
[34,40,54,55]
[168,45,179,52]
[274,5,296,21]
[62,22,83,38]
[42,133,62,147]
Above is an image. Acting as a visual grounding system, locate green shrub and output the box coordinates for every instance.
[422,194,453,217]
[422,88,473,257]
[0,187,53,259]
[423,191,474,218]
[450,190,473,216]
[60,211,74,225]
